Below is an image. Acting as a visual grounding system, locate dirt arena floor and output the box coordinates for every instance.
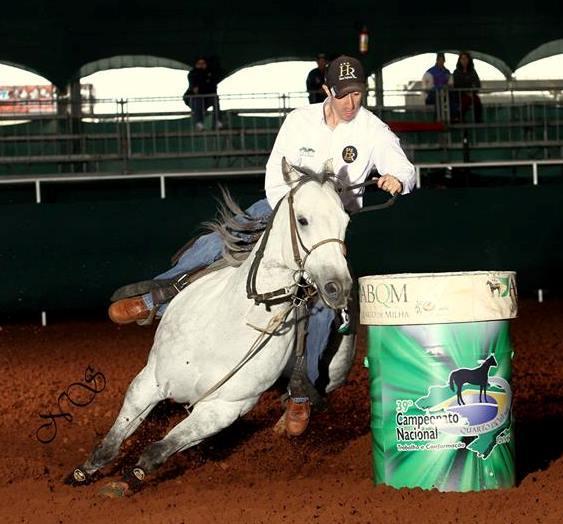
[1,299,562,523]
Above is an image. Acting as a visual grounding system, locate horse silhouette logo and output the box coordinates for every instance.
[486,280,502,296]
[449,355,498,406]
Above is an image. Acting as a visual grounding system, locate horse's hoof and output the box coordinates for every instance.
[64,466,95,487]
[98,480,131,498]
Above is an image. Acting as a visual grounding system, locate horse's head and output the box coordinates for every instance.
[280,158,352,309]
[487,355,498,367]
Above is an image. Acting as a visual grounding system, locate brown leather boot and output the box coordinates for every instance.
[108,297,150,324]
[285,398,311,437]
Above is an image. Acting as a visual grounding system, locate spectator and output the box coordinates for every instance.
[183,57,222,131]
[452,51,483,123]
[306,54,328,104]
[422,52,452,107]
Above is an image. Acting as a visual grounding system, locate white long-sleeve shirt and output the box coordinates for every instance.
[265,102,415,212]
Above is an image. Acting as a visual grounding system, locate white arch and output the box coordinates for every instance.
[77,55,190,79]
[517,40,563,70]
[222,56,314,78]
[379,52,506,107]
[218,59,317,111]
[80,63,189,115]
[0,62,55,126]
[0,61,52,85]
[383,50,512,80]
[514,55,563,81]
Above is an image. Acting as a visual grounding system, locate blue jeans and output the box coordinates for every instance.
[145,198,335,384]
[189,95,221,126]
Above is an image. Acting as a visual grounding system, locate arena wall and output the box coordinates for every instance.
[1,179,562,317]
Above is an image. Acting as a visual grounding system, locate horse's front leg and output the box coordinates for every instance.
[65,366,162,486]
[100,397,256,496]
[457,386,465,406]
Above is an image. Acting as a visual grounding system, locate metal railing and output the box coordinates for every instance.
[0,86,561,175]
[1,158,562,204]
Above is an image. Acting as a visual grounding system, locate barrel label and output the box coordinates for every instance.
[393,358,512,459]
[367,319,515,491]
[359,272,517,325]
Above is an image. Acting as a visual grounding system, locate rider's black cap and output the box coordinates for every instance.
[324,56,366,98]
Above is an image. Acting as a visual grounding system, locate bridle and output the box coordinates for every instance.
[286,182,347,270]
[246,175,346,309]
[246,166,398,309]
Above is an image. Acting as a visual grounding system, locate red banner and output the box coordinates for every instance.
[0,85,56,114]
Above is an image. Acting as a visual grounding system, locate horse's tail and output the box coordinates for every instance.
[449,372,455,391]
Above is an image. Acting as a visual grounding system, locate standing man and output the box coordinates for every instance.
[110,56,415,436]
[306,54,328,104]
[422,52,452,107]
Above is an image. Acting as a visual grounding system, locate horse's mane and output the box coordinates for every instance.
[204,169,343,268]
[203,187,268,267]
[289,164,347,193]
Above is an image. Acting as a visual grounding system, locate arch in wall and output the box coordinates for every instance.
[0,60,53,84]
[383,50,512,79]
[517,39,563,70]
[76,55,190,80]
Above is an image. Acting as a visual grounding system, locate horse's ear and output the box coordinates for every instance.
[322,158,334,176]
[282,157,300,185]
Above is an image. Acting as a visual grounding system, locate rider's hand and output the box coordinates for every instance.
[377,174,403,196]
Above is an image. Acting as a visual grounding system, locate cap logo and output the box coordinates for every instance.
[342,146,357,163]
[339,62,357,80]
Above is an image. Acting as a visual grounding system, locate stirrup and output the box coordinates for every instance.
[136,306,159,327]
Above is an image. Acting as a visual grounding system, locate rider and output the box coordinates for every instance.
[109,55,415,436]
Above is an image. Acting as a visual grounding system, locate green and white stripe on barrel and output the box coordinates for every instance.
[360,271,517,492]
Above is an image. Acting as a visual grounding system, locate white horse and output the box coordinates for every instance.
[67,159,355,494]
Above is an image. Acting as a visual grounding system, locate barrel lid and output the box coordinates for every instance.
[359,271,517,325]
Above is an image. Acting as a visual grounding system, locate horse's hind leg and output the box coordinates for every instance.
[132,398,255,480]
[66,365,162,485]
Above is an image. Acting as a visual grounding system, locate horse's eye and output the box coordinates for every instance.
[297,217,309,226]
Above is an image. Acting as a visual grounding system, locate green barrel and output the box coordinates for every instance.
[359,271,518,492]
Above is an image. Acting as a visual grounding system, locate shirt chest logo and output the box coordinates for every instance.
[342,145,358,163]
[299,146,315,158]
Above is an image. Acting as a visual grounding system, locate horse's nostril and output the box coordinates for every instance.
[324,281,340,297]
